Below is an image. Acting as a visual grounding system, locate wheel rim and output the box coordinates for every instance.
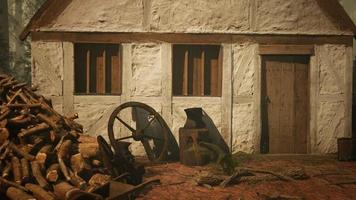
[108,102,170,162]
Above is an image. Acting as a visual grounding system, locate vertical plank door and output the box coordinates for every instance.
[263,56,308,154]
[294,62,308,153]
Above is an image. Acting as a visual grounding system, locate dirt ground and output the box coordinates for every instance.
[137,154,356,200]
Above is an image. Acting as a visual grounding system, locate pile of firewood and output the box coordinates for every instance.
[0,74,111,200]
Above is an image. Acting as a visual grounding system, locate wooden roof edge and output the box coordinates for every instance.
[20,0,72,41]
[20,0,356,41]
[315,0,356,38]
[20,0,53,41]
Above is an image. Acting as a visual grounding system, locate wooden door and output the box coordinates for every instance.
[261,56,309,154]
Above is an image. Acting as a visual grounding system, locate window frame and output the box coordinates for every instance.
[73,43,122,96]
[172,44,223,97]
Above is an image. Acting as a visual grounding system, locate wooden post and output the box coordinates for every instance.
[111,46,121,94]
[200,49,205,96]
[183,49,188,96]
[86,49,90,94]
[96,48,105,94]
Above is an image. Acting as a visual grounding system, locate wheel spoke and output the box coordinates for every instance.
[117,135,134,141]
[115,116,136,133]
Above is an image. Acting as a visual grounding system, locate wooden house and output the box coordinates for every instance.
[21,0,356,154]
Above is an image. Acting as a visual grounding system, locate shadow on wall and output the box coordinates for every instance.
[202,109,230,154]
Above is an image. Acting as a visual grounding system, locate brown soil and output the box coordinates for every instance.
[137,154,356,200]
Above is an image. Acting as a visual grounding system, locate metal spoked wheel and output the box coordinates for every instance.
[108,102,171,162]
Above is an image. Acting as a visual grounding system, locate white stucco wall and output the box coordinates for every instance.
[42,0,352,36]
[131,44,162,97]
[31,40,353,154]
[31,41,63,97]
[48,0,144,32]
[31,41,64,114]
[312,44,352,153]
[231,43,259,153]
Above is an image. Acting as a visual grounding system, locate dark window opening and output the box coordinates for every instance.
[74,44,121,95]
[173,45,222,97]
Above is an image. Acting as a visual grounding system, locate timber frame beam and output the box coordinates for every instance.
[259,45,315,55]
[31,32,354,46]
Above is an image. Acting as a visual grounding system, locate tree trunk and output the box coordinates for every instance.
[0,0,9,73]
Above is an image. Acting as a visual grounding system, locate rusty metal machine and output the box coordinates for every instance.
[179,108,233,171]
[107,102,179,162]
[88,101,181,199]
[179,108,214,166]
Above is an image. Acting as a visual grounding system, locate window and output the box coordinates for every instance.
[172,45,222,97]
[74,44,121,95]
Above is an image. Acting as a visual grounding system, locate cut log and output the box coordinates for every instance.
[10,143,35,161]
[66,113,79,121]
[25,183,56,200]
[11,157,22,184]
[18,92,31,104]
[0,128,9,145]
[58,140,72,181]
[63,117,83,134]
[37,113,59,130]
[69,169,87,190]
[49,130,65,143]
[0,177,29,193]
[20,158,30,184]
[8,116,32,126]
[2,161,11,178]
[0,145,11,160]
[18,123,50,138]
[6,187,35,200]
[2,103,41,109]
[28,138,45,155]
[0,139,10,153]
[88,173,111,186]
[58,140,72,160]
[79,143,99,159]
[71,153,91,178]
[58,158,71,182]
[0,108,10,121]
[46,163,60,183]
[31,160,49,189]
[35,145,53,166]
[0,119,7,128]
[53,181,78,200]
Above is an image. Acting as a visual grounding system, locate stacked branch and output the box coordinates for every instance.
[0,74,111,199]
